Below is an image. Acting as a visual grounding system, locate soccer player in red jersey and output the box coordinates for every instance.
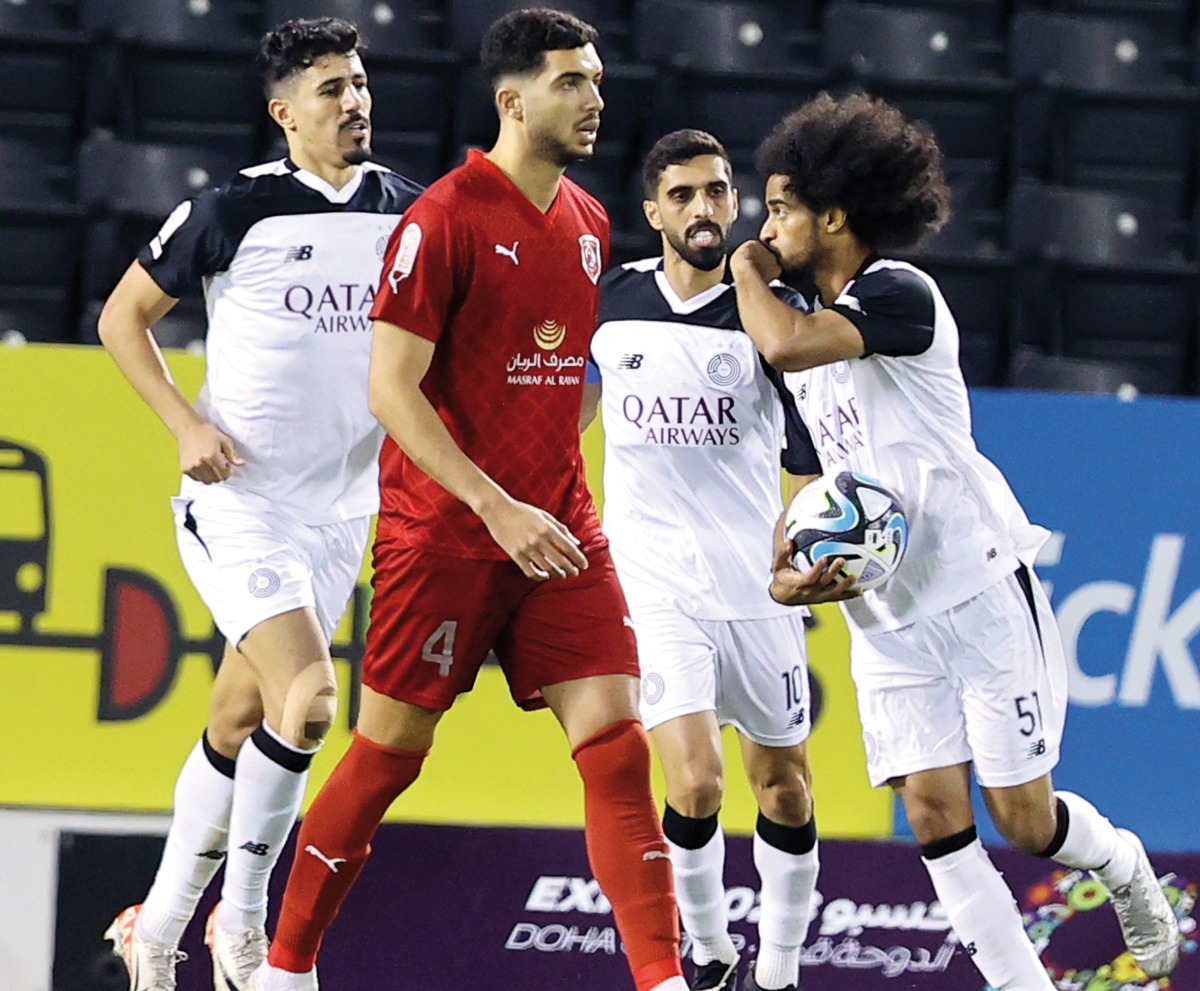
[250,10,685,991]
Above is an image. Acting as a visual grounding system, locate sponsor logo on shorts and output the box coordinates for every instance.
[642,672,665,705]
[247,568,281,598]
[863,731,878,766]
[787,709,806,729]
[1027,738,1047,758]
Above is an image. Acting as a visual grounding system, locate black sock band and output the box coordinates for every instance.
[920,825,978,861]
[755,812,818,855]
[201,730,236,779]
[662,805,719,850]
[250,725,314,774]
[1037,797,1071,859]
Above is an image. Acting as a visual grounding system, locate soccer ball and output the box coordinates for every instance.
[785,471,909,591]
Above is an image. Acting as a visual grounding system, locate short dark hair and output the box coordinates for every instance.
[642,129,731,199]
[755,92,950,250]
[480,7,598,88]
[256,17,361,97]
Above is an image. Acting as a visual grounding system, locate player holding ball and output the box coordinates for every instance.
[734,92,1180,988]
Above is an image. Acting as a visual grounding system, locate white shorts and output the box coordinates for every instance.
[171,494,370,648]
[853,565,1068,789]
[631,601,811,748]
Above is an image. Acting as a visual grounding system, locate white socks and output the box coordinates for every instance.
[922,834,1053,990]
[664,818,736,966]
[1047,791,1137,890]
[137,735,236,946]
[217,723,315,931]
[753,815,819,990]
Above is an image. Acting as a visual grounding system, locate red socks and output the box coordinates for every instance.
[573,719,682,991]
[268,733,426,973]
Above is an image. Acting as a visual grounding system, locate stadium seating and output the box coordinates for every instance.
[1009,182,1198,392]
[0,0,1196,391]
[1011,10,1198,219]
[1007,346,1176,396]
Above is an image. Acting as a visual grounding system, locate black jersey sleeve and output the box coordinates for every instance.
[137,189,238,298]
[761,362,820,475]
[830,266,935,357]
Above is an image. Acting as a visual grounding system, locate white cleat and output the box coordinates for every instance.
[247,962,318,991]
[104,904,187,991]
[1107,828,1181,978]
[205,905,269,991]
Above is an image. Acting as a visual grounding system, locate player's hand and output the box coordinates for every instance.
[480,497,589,581]
[177,420,245,484]
[730,239,783,283]
[769,554,862,606]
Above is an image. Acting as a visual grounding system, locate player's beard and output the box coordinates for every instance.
[664,221,727,272]
[531,126,591,168]
[343,144,372,166]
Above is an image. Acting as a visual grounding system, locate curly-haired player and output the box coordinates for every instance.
[731,92,1181,988]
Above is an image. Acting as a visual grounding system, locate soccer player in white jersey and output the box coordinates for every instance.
[728,92,1181,988]
[585,130,853,991]
[96,18,422,991]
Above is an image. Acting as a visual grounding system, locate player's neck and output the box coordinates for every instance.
[662,250,726,301]
[813,246,872,306]
[288,148,360,191]
[485,139,565,213]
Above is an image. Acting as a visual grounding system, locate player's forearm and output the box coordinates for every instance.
[370,387,509,517]
[731,265,808,370]
[97,308,206,440]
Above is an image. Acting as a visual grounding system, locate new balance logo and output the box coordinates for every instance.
[642,850,670,862]
[965,941,978,957]
[787,709,806,728]
[1028,738,1047,758]
[239,841,270,856]
[196,848,226,860]
[617,354,643,370]
[285,244,314,262]
[305,844,347,873]
[494,241,519,265]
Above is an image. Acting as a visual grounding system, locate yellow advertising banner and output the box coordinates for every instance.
[0,344,889,837]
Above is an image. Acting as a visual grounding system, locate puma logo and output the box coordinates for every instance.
[642,849,670,862]
[494,241,519,265]
[305,844,347,873]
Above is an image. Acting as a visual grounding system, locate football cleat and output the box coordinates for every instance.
[1107,829,1181,978]
[692,956,739,991]
[104,904,187,991]
[205,904,269,991]
[743,974,797,991]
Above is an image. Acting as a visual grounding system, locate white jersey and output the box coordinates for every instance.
[593,258,819,620]
[139,159,423,524]
[782,257,1049,634]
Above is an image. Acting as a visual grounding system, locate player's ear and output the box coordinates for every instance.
[643,198,663,231]
[824,207,848,234]
[494,85,523,122]
[268,96,294,132]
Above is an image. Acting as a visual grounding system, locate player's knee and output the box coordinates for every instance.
[669,763,724,818]
[751,764,813,826]
[207,691,262,756]
[899,788,970,845]
[992,803,1058,854]
[280,662,339,750]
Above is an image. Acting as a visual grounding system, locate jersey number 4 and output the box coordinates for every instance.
[422,621,457,677]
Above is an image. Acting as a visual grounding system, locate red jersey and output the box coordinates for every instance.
[370,149,610,558]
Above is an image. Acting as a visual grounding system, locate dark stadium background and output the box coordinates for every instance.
[1,0,1198,394]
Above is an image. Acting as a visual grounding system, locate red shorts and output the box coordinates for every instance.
[362,538,640,711]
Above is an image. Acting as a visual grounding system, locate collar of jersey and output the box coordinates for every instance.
[653,267,731,315]
[284,158,366,203]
